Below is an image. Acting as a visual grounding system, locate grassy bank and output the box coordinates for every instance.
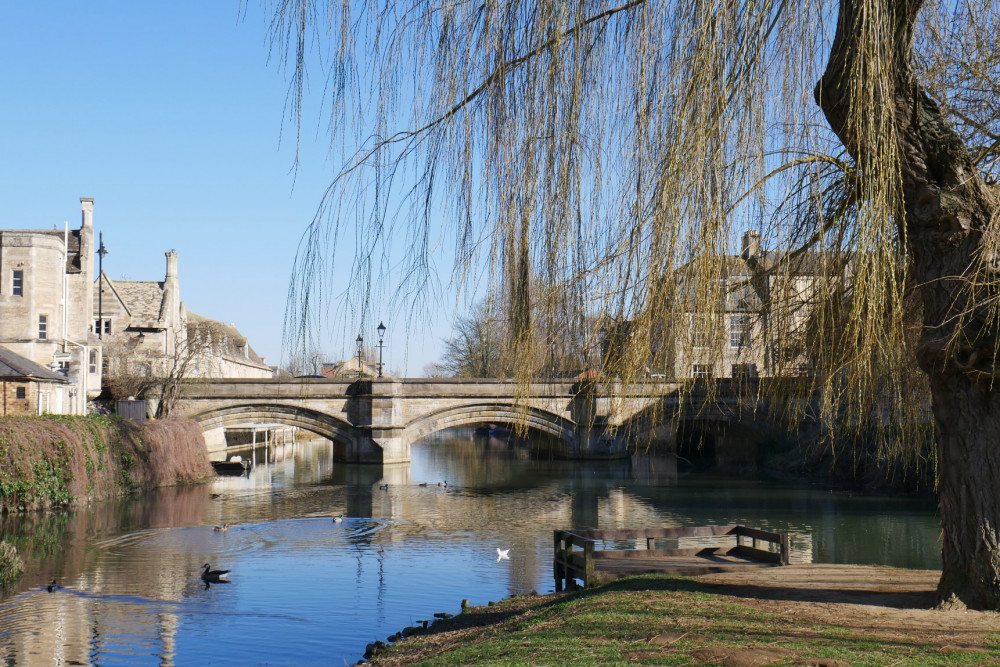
[367,571,1000,666]
[0,415,215,513]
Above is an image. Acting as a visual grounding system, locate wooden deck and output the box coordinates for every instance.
[553,525,789,589]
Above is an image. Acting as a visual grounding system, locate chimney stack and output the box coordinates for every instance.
[80,198,94,228]
[741,230,761,266]
[165,250,178,279]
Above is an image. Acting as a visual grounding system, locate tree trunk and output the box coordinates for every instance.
[818,0,1000,608]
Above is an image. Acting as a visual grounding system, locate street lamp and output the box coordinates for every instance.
[376,321,386,378]
[97,233,108,338]
[356,334,364,379]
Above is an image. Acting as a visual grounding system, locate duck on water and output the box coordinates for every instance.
[201,564,230,583]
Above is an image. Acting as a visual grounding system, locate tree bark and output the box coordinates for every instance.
[817,0,1000,608]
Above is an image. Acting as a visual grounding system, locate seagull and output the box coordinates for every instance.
[201,563,231,583]
[333,514,344,523]
[496,548,510,562]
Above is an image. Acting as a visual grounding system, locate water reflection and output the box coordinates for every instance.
[0,428,940,664]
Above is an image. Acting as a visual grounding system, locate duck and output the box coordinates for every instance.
[379,483,389,490]
[201,563,230,583]
[213,523,229,532]
[46,579,57,593]
[437,481,448,487]
[418,482,428,487]
[333,514,344,523]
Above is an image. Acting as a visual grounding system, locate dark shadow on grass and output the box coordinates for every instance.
[567,573,937,610]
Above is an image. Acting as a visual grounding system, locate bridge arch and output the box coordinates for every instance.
[188,403,363,450]
[401,403,576,446]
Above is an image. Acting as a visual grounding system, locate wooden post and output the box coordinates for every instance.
[780,532,790,565]
[553,531,564,592]
[564,535,574,587]
[584,540,595,587]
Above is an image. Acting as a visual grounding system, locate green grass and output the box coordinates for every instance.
[367,575,996,666]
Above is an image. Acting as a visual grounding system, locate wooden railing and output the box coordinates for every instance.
[553,524,790,590]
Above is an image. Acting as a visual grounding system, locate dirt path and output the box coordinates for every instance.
[696,564,1000,655]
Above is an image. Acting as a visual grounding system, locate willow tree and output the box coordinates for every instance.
[274,1,1000,608]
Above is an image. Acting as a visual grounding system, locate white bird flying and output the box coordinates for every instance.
[496,548,510,562]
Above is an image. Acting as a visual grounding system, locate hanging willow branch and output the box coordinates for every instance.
[273,0,1000,455]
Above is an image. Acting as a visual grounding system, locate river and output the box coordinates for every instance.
[0,429,939,665]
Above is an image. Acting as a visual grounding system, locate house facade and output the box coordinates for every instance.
[673,230,834,380]
[0,198,102,414]
[0,346,72,416]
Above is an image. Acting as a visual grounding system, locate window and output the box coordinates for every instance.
[730,315,750,348]
[15,387,26,399]
[94,318,111,335]
[89,350,97,374]
[12,270,22,296]
[38,315,47,341]
[692,364,713,378]
[732,363,757,379]
[691,315,710,348]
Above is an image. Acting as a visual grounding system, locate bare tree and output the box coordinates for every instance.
[101,338,160,401]
[439,302,505,378]
[153,319,233,419]
[273,1,1000,608]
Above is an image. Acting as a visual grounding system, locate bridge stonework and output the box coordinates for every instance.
[172,378,686,463]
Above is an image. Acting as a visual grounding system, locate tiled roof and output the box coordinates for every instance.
[0,346,70,382]
[112,280,166,328]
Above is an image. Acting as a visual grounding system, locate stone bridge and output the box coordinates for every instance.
[172,377,798,465]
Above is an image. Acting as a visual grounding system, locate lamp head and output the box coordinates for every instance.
[377,321,386,338]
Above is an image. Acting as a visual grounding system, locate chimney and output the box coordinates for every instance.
[741,230,761,267]
[80,198,94,228]
[159,251,181,328]
[165,250,178,280]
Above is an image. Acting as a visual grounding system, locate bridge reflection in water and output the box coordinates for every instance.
[0,429,937,665]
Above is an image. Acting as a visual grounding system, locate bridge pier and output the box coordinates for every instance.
[564,380,629,460]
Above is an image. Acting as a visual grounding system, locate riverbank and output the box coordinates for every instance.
[366,565,1000,665]
[0,415,214,513]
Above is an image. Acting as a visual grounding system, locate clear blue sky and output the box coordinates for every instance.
[0,2,459,374]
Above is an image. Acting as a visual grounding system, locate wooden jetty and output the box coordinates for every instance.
[553,525,790,590]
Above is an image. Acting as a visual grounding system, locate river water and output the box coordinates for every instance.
[0,430,939,665]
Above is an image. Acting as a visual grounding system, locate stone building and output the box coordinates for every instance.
[0,346,72,416]
[673,230,845,379]
[95,250,273,387]
[0,198,102,414]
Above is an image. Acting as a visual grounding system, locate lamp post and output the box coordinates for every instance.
[376,321,386,378]
[356,334,364,379]
[97,233,108,338]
